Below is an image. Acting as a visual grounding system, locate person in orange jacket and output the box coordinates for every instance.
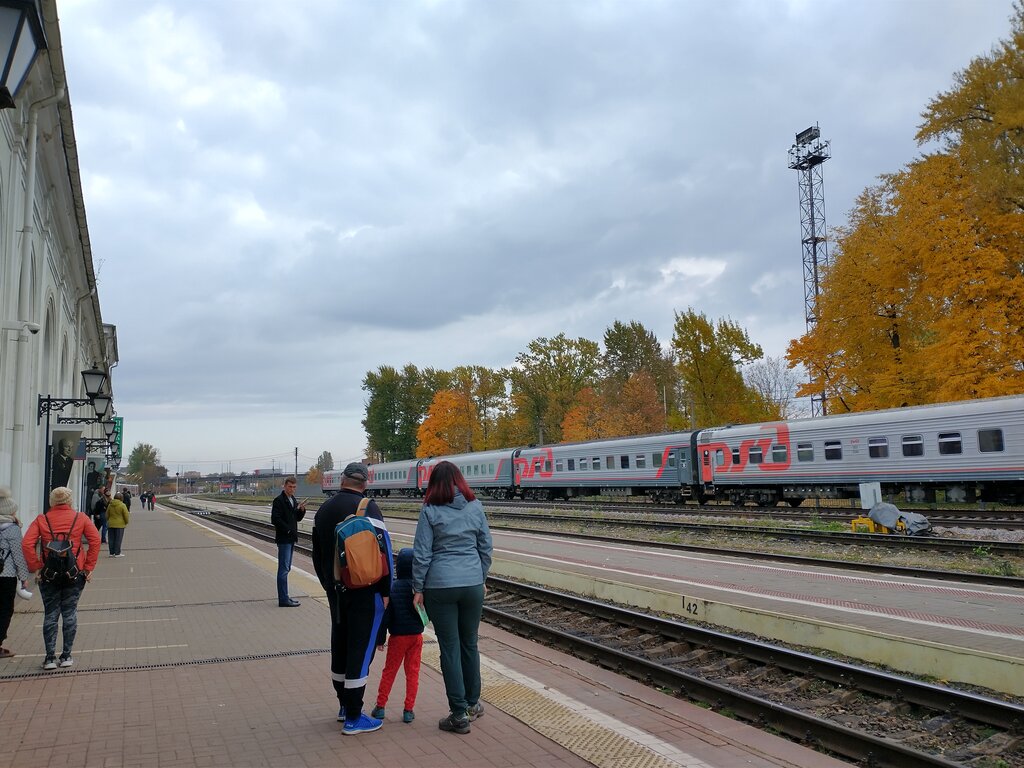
[21,486,100,670]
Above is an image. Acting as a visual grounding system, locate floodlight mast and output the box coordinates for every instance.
[788,123,831,417]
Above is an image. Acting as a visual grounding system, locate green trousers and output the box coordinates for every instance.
[424,583,485,714]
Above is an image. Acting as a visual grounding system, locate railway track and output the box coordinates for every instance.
[178,501,1024,587]
[190,507,1024,767]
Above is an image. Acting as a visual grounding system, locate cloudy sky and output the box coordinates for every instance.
[58,0,1015,476]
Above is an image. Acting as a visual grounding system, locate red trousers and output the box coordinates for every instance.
[375,633,423,711]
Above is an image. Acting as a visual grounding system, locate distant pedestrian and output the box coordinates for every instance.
[372,548,424,723]
[312,462,392,735]
[413,461,493,735]
[22,486,100,670]
[122,488,132,512]
[0,487,30,659]
[90,486,108,544]
[105,492,130,557]
[270,476,306,607]
[147,491,155,511]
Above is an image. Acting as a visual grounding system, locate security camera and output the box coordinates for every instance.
[1,320,39,335]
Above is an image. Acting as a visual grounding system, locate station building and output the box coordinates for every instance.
[0,0,116,524]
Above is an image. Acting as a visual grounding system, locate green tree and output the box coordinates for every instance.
[315,451,334,473]
[509,333,601,445]
[126,442,167,488]
[602,320,678,428]
[362,364,452,460]
[450,366,508,450]
[672,309,775,427]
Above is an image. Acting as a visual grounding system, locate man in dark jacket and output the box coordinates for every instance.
[270,476,306,607]
[312,462,391,735]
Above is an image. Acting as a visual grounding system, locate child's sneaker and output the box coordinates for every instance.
[403,709,415,723]
[438,711,470,734]
[467,702,484,721]
[342,713,383,735]
[42,657,57,670]
[371,706,385,719]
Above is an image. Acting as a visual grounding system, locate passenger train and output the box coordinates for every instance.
[322,395,1024,506]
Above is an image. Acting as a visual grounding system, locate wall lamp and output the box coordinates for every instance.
[37,366,109,423]
[0,0,46,110]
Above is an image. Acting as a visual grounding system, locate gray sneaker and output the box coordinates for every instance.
[42,657,57,670]
[58,656,74,668]
[467,702,484,721]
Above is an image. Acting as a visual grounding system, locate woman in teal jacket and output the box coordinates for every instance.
[412,461,492,734]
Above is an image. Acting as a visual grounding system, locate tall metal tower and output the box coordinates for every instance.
[788,124,831,417]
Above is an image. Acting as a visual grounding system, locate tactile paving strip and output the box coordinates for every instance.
[421,640,711,768]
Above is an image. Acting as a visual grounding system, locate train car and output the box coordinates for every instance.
[421,448,519,498]
[366,459,422,497]
[694,395,1024,505]
[515,432,697,501]
[322,459,424,497]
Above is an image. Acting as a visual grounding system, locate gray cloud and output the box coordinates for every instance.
[60,0,1015,469]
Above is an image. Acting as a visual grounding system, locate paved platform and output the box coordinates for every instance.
[0,504,846,767]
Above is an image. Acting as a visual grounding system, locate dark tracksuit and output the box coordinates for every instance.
[311,489,392,721]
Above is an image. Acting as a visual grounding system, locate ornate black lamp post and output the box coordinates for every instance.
[37,366,109,510]
[0,0,46,109]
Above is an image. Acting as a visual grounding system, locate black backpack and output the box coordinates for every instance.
[39,512,82,586]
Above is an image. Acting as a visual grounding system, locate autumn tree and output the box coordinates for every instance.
[509,334,601,445]
[416,389,478,457]
[602,320,678,428]
[449,365,507,450]
[305,466,322,484]
[672,309,776,426]
[560,387,607,442]
[603,371,666,437]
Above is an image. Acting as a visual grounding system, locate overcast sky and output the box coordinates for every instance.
[58,0,1016,476]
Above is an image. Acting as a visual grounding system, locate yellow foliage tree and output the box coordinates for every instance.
[305,467,322,485]
[561,388,607,442]
[416,389,479,458]
[603,372,666,437]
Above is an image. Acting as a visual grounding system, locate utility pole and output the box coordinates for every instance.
[294,447,298,479]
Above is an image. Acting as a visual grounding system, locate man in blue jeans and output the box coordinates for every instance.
[271,476,306,607]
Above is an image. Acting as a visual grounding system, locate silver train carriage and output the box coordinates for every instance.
[323,395,1024,505]
[695,395,1024,505]
[514,432,697,501]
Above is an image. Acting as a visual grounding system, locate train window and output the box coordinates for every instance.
[592,457,600,470]
[620,455,630,469]
[568,459,575,471]
[797,443,814,462]
[824,441,843,460]
[555,460,564,472]
[772,444,787,463]
[868,437,889,458]
[636,454,646,469]
[978,429,1004,453]
[489,463,495,474]
[715,449,726,467]
[544,460,552,473]
[731,448,740,465]
[579,458,588,471]
[668,453,677,468]
[902,435,924,457]
[606,456,614,470]
[653,452,662,468]
[475,465,480,476]
[938,432,962,455]
[748,446,763,464]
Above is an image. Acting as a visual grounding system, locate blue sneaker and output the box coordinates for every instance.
[343,713,383,735]
[337,706,345,722]
[403,709,415,723]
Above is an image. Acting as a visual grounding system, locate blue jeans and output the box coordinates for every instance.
[39,575,85,659]
[276,542,294,603]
